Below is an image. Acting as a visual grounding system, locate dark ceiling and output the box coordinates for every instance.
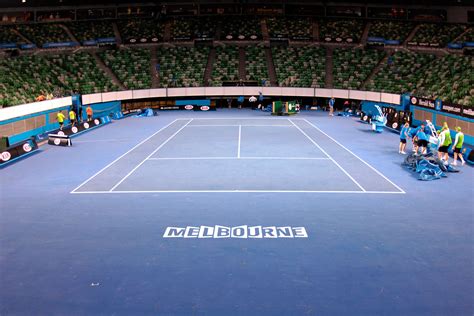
[0,0,472,8]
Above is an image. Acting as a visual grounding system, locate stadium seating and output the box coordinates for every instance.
[455,26,474,43]
[1,55,60,105]
[67,21,115,42]
[157,46,210,87]
[245,46,268,82]
[117,19,164,43]
[210,45,239,85]
[49,52,118,94]
[100,48,151,89]
[366,50,436,94]
[0,52,118,106]
[0,16,472,109]
[193,17,216,39]
[271,46,325,87]
[16,23,71,46]
[0,26,25,45]
[411,23,466,46]
[332,48,385,90]
[319,19,364,43]
[266,17,312,39]
[172,18,193,40]
[368,20,415,42]
[221,17,262,40]
[413,54,474,106]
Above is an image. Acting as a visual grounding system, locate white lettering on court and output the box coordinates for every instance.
[163,226,308,239]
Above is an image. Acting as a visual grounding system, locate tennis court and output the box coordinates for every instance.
[1,110,472,315]
[72,118,404,194]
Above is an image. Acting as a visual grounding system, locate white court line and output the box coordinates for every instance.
[303,118,405,193]
[74,138,131,143]
[147,157,331,160]
[237,125,241,158]
[185,117,292,120]
[70,119,179,193]
[108,119,193,192]
[187,124,293,127]
[289,119,366,192]
[71,190,405,194]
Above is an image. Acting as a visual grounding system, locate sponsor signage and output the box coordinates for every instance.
[441,103,461,115]
[163,226,308,239]
[97,37,116,44]
[384,39,400,45]
[0,43,17,49]
[410,96,435,109]
[291,36,311,41]
[368,37,384,42]
[411,96,472,118]
[82,40,98,46]
[0,138,38,166]
[42,41,79,48]
[160,106,180,110]
[184,105,194,110]
[173,36,192,41]
[20,43,37,50]
[270,37,288,41]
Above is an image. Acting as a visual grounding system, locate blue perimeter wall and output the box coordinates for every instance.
[80,101,121,121]
[3,101,121,145]
[3,106,70,144]
[411,105,474,146]
[362,101,474,146]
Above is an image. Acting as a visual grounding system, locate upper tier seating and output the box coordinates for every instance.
[117,19,164,43]
[67,21,115,42]
[455,26,474,43]
[0,26,25,45]
[221,17,262,40]
[171,18,193,40]
[411,23,466,46]
[266,17,312,39]
[368,20,415,42]
[319,19,364,43]
[16,23,71,46]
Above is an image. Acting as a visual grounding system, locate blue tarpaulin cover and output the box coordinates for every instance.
[403,153,458,181]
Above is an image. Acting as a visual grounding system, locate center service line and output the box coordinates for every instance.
[108,119,193,192]
[237,125,242,158]
[288,119,366,192]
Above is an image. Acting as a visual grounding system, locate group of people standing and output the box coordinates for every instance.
[399,122,466,166]
[56,106,93,131]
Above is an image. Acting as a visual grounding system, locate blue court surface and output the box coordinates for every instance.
[1,110,473,315]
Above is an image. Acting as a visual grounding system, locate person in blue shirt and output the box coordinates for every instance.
[328,97,335,116]
[399,122,410,154]
[415,123,429,155]
[409,125,420,153]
